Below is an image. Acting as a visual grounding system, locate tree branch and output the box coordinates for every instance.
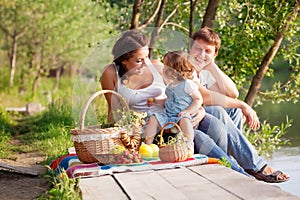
[164,22,189,32]
[131,0,143,29]
[189,0,200,37]
[158,4,180,32]
[138,0,162,29]
[202,0,220,28]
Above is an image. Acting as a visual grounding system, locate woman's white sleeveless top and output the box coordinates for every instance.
[115,60,166,113]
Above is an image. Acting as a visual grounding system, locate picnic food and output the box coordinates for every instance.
[149,144,159,157]
[109,145,126,154]
[120,131,141,152]
[139,143,154,158]
[147,97,154,104]
[112,149,143,164]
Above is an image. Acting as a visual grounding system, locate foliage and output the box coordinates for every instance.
[0,0,114,94]
[215,0,300,104]
[0,99,74,162]
[0,105,16,133]
[244,117,292,158]
[16,99,74,162]
[114,109,147,130]
[97,0,299,107]
[219,157,232,169]
[39,168,81,200]
[0,106,16,158]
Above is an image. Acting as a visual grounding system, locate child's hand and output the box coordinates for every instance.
[147,98,155,107]
[178,110,190,117]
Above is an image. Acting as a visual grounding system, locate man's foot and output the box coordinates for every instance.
[245,165,290,183]
[263,165,290,181]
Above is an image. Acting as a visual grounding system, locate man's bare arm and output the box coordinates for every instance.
[205,62,239,98]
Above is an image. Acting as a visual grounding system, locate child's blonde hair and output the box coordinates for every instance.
[163,50,194,81]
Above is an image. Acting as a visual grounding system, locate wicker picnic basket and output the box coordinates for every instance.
[70,90,142,164]
[158,122,188,162]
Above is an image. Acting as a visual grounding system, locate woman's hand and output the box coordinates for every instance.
[190,107,206,127]
[147,97,166,107]
[241,102,260,129]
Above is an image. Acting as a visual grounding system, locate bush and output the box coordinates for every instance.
[244,117,292,158]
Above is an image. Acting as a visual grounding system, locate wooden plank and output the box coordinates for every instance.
[5,107,26,112]
[114,170,189,200]
[156,167,240,199]
[78,175,128,200]
[0,162,38,176]
[189,164,300,200]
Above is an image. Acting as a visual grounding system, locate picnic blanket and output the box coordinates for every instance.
[50,152,219,179]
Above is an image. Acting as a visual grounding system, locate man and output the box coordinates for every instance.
[189,26,289,183]
[189,26,243,129]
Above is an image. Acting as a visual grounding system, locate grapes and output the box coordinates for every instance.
[111,149,143,165]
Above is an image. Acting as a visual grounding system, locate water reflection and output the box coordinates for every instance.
[256,101,300,146]
[255,101,300,196]
[268,147,300,197]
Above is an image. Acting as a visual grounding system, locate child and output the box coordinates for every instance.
[145,50,205,156]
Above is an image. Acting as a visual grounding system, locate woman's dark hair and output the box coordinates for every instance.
[112,30,149,78]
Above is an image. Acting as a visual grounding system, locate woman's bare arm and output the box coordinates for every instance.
[100,64,117,122]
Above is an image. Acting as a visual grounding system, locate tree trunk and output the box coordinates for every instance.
[202,0,220,28]
[0,24,26,87]
[244,3,300,106]
[32,29,46,95]
[32,70,40,95]
[149,0,167,57]
[131,0,143,29]
[9,34,18,87]
[54,66,63,92]
[189,0,200,37]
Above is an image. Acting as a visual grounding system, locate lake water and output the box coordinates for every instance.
[256,101,300,197]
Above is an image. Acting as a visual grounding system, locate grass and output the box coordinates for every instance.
[0,100,82,199]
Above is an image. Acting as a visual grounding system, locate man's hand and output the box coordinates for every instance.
[191,107,206,127]
[241,102,260,129]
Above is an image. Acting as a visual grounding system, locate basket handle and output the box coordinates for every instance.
[79,90,129,130]
[158,122,182,147]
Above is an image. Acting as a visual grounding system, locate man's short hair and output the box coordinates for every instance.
[190,26,221,53]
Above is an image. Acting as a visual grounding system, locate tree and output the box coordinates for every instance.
[245,2,300,106]
[215,0,300,106]
[0,0,112,96]
[0,0,31,87]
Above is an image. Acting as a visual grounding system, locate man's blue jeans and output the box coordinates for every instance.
[194,130,249,176]
[195,106,266,172]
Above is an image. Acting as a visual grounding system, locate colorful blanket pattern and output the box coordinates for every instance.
[50,154,211,179]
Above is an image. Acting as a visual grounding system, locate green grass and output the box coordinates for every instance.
[0,99,82,199]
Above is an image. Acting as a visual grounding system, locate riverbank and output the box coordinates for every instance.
[269,146,300,197]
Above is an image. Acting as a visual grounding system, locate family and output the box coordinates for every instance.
[100,28,290,183]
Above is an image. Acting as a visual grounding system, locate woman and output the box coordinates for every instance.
[100,30,289,182]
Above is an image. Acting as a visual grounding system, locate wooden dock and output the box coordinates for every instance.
[78,164,299,200]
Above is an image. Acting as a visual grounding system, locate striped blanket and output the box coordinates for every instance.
[50,153,217,179]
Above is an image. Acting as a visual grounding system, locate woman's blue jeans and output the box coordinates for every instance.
[195,106,267,172]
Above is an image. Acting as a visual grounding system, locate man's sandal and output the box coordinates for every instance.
[245,165,290,183]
